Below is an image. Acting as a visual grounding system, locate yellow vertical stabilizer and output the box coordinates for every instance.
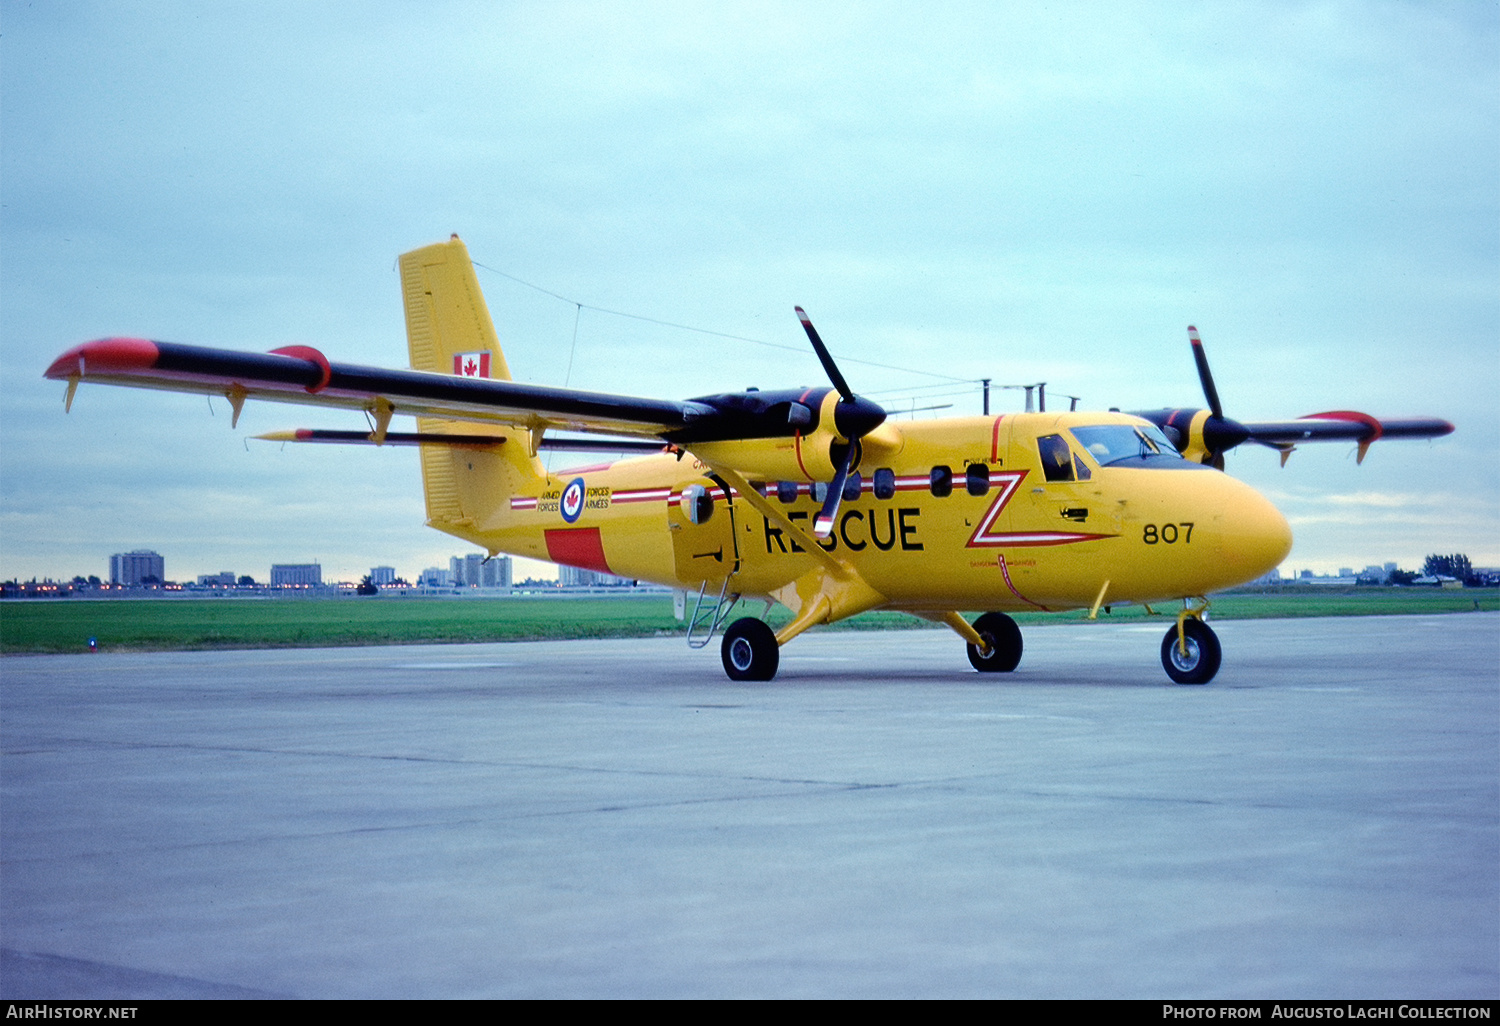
[399,235,545,546]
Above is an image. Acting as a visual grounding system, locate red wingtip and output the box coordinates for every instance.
[44,337,160,379]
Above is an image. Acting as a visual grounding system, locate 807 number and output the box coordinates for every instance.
[1143,522,1194,544]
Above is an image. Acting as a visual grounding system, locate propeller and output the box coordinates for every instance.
[794,307,887,537]
[1185,326,1250,469]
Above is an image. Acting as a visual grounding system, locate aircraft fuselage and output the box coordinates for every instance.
[451,411,1292,617]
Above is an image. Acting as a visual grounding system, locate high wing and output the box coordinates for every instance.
[1239,412,1457,446]
[43,336,863,448]
[1239,413,1455,466]
[45,337,703,440]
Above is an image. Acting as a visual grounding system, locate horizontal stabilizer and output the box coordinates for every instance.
[256,428,672,455]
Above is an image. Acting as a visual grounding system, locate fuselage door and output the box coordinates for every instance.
[1025,430,1098,528]
[668,475,739,586]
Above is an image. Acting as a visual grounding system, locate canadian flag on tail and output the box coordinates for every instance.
[453,351,492,378]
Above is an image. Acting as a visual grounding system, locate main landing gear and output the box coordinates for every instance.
[966,611,1024,672]
[721,617,779,681]
[1160,617,1221,685]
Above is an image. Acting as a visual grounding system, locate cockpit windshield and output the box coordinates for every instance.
[1069,424,1183,467]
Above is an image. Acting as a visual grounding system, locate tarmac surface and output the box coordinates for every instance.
[2,613,1496,999]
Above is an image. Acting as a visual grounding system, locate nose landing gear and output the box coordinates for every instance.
[1161,617,1221,685]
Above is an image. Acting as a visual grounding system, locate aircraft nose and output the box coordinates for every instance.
[1215,482,1293,583]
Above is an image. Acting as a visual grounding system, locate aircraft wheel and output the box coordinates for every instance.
[1161,619,1221,685]
[721,618,780,682]
[967,612,1023,672]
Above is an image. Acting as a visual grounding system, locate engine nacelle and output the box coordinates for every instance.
[688,391,846,482]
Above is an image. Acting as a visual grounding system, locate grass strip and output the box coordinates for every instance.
[2,588,1494,655]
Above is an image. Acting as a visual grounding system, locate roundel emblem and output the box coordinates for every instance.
[560,477,586,523]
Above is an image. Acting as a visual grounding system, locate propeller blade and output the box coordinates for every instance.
[792,308,885,534]
[795,306,855,402]
[1188,326,1225,420]
[814,443,858,538]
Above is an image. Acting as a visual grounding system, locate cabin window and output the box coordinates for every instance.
[966,463,990,496]
[1037,435,1075,483]
[843,472,862,501]
[682,484,714,524]
[930,465,953,497]
[873,468,896,500]
[777,481,798,504]
[1074,454,1092,481]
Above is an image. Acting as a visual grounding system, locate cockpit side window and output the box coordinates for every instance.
[1037,434,1075,483]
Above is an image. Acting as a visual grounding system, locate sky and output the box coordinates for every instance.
[2,0,1496,585]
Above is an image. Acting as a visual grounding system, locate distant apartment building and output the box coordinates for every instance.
[110,550,164,586]
[270,563,322,587]
[558,565,630,588]
[449,553,511,588]
[197,571,237,586]
[370,566,397,586]
[419,566,450,587]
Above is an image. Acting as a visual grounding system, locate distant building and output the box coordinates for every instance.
[485,557,510,588]
[270,563,322,587]
[197,571,237,586]
[450,553,511,588]
[450,554,480,587]
[370,566,397,586]
[558,565,630,588]
[419,566,450,587]
[111,550,164,586]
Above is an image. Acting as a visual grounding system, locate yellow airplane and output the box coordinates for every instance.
[44,236,1454,684]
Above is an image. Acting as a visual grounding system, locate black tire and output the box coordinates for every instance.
[1161,619,1222,685]
[967,612,1023,672]
[721,618,780,681]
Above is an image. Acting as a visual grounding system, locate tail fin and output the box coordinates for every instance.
[399,235,545,547]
